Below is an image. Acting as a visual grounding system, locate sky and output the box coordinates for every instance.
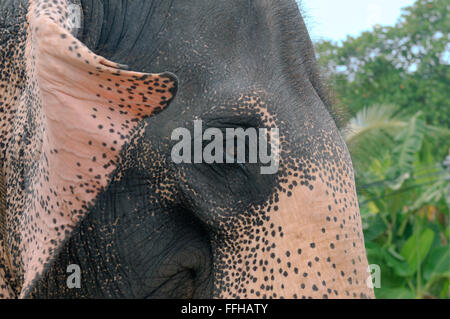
[299,0,417,42]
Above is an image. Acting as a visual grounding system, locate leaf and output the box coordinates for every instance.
[384,172,411,191]
[364,214,387,241]
[408,175,448,213]
[343,104,405,145]
[365,242,385,259]
[367,201,380,214]
[376,288,415,299]
[423,245,450,281]
[401,228,435,273]
[386,112,426,190]
[440,280,450,299]
[388,245,405,260]
[384,248,414,277]
[343,104,407,172]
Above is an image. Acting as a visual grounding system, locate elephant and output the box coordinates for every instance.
[0,0,375,299]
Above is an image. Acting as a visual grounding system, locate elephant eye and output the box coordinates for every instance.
[220,136,251,175]
[222,134,252,164]
[220,151,249,176]
[224,145,238,163]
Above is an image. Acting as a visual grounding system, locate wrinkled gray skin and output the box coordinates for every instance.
[0,0,374,299]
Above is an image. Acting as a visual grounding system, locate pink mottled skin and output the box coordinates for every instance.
[0,0,177,298]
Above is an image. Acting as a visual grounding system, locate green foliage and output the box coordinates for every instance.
[310,0,450,298]
[345,105,450,299]
[315,0,450,127]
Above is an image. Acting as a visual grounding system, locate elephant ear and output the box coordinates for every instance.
[0,0,177,298]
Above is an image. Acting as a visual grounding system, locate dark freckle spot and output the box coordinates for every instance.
[297,249,302,255]
[312,284,318,291]
[310,243,315,248]
[61,34,67,39]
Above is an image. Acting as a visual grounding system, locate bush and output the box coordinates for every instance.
[344,104,449,298]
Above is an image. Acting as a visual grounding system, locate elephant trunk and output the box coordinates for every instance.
[214,159,375,299]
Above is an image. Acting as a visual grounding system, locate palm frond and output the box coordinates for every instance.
[342,104,408,171]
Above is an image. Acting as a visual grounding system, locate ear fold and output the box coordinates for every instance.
[0,0,178,298]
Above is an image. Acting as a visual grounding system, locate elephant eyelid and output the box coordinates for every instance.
[203,114,261,129]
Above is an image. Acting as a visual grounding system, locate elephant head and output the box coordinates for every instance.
[0,0,375,299]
